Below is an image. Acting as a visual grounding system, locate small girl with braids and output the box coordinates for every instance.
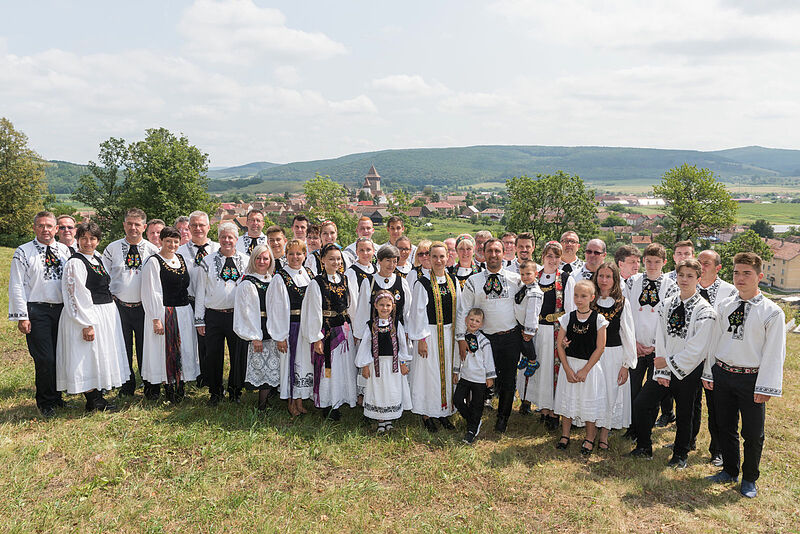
[355,290,412,433]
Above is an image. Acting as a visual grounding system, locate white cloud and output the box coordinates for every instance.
[371,74,450,97]
[439,92,517,113]
[330,95,378,115]
[274,65,300,86]
[178,0,347,64]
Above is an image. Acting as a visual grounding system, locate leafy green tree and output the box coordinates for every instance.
[749,218,774,238]
[716,230,774,282]
[653,164,737,243]
[603,214,628,227]
[358,190,372,202]
[303,174,356,244]
[505,171,598,251]
[387,188,411,216]
[124,128,216,229]
[73,137,133,236]
[0,118,49,246]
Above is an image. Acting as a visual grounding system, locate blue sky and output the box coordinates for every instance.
[2,0,799,166]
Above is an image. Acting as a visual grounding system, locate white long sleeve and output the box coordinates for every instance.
[407,279,432,341]
[300,278,325,343]
[141,256,165,320]
[61,256,100,328]
[520,285,544,336]
[355,322,411,367]
[655,294,717,380]
[8,240,70,319]
[233,278,266,341]
[619,298,637,369]
[266,275,291,342]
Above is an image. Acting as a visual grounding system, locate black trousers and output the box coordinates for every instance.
[204,309,246,397]
[712,365,766,482]
[485,327,522,420]
[116,302,156,394]
[454,379,486,433]
[632,364,703,458]
[25,303,64,411]
[704,387,721,456]
[189,299,207,385]
[629,354,674,423]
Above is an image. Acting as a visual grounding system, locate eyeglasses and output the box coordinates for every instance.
[586,250,605,255]
[561,239,579,245]
[398,247,411,252]
[59,226,75,230]
[417,251,430,257]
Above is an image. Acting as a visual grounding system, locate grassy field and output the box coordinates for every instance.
[1,246,799,533]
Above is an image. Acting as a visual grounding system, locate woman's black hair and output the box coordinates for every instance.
[320,243,341,258]
[75,221,102,241]
[159,225,181,241]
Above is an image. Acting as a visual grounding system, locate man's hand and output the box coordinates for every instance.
[252,340,263,353]
[754,393,771,404]
[522,333,532,342]
[17,320,31,334]
[153,319,164,335]
[702,379,714,391]
[653,356,667,369]
[361,367,370,379]
[657,377,670,388]
[277,340,288,353]
[486,378,494,388]
[196,326,205,336]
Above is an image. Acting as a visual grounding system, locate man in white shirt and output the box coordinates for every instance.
[570,238,606,282]
[383,216,416,264]
[8,211,72,417]
[291,214,309,242]
[666,240,695,282]
[103,208,160,398]
[559,231,584,274]
[704,253,786,498]
[266,225,288,271]
[236,209,267,256]
[56,214,79,255]
[457,238,522,433]
[174,215,191,245]
[501,232,517,267]
[145,218,165,249]
[444,237,457,268]
[344,217,376,264]
[615,245,641,284]
[177,210,219,388]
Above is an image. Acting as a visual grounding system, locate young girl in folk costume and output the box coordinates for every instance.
[406,239,432,290]
[408,241,461,432]
[554,280,608,455]
[267,239,314,416]
[591,261,637,450]
[354,244,413,342]
[141,226,199,403]
[448,234,482,290]
[515,259,543,415]
[356,290,413,433]
[56,221,129,412]
[301,244,359,420]
[531,241,576,430]
[234,245,280,412]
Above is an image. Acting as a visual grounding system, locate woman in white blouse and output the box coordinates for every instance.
[234,245,280,411]
[56,221,129,412]
[267,239,313,416]
[141,226,199,403]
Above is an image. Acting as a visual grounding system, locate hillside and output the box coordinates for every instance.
[43,160,88,194]
[207,161,279,180]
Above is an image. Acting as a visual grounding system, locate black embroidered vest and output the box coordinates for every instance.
[419,275,454,325]
[368,275,406,325]
[156,255,190,307]
[316,274,350,329]
[275,267,312,322]
[73,254,113,304]
[593,298,624,348]
[564,310,598,361]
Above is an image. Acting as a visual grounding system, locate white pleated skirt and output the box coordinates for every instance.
[141,305,200,384]
[553,355,607,425]
[362,355,412,421]
[409,324,455,418]
[597,345,632,429]
[56,302,130,394]
[314,327,358,409]
[530,324,556,411]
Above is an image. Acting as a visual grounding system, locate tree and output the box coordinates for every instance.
[123,128,216,229]
[653,164,738,243]
[0,118,48,246]
[72,137,128,236]
[387,188,411,216]
[73,129,216,238]
[505,171,598,250]
[357,190,372,202]
[303,174,356,244]
[716,230,774,282]
[750,218,774,238]
[603,214,628,227]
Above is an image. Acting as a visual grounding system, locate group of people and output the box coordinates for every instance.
[9,208,786,499]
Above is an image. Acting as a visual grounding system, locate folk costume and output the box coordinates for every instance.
[453,330,496,436]
[236,233,267,256]
[141,253,199,396]
[267,266,314,400]
[448,261,482,290]
[514,282,544,404]
[8,239,72,412]
[408,271,461,418]
[234,272,280,390]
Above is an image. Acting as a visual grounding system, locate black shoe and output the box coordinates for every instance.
[228,390,242,403]
[556,435,570,450]
[667,455,688,469]
[329,408,341,421]
[545,415,559,431]
[207,394,222,407]
[40,406,57,419]
[55,398,68,408]
[144,388,160,401]
[92,396,118,412]
[580,439,595,456]
[654,412,676,427]
[423,417,438,433]
[519,401,532,415]
[438,416,455,430]
[710,453,724,467]
[628,447,653,459]
[462,431,476,444]
[494,416,508,434]
[195,375,205,389]
[117,389,135,398]
[164,385,176,403]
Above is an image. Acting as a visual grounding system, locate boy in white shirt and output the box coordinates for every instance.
[453,308,496,444]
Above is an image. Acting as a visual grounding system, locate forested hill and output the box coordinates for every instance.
[44,145,800,194]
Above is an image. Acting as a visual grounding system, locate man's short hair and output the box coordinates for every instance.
[699,249,722,267]
[146,218,165,229]
[519,259,537,271]
[306,224,320,237]
[386,216,404,227]
[676,258,702,278]
[292,214,309,225]
[34,211,56,224]
[733,252,763,274]
[174,215,190,226]
[247,209,264,219]
[483,237,503,252]
[643,243,666,260]
[188,211,209,224]
[674,240,694,250]
[515,232,534,245]
[501,231,517,240]
[614,244,641,263]
[265,225,285,237]
[126,208,147,221]
[57,214,76,224]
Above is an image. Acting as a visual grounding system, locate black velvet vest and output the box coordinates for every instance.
[155,255,190,307]
[564,310,599,361]
[73,254,113,304]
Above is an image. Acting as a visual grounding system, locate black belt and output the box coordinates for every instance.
[209,308,234,313]
[113,297,142,307]
[29,302,63,308]
[486,326,519,337]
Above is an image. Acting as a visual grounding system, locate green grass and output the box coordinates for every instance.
[736,203,800,225]
[1,246,799,532]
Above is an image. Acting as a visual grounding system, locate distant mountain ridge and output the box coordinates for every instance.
[44,145,800,194]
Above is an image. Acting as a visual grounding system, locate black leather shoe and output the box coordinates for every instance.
[207,394,222,407]
[710,453,724,467]
[556,435,570,450]
[654,412,676,427]
[40,406,57,419]
[628,447,653,459]
[423,417,438,432]
[494,416,508,434]
[329,408,341,421]
[438,416,455,430]
[667,455,688,469]
[94,397,118,412]
[519,401,532,415]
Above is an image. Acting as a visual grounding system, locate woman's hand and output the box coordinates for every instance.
[361,366,370,379]
[575,366,589,382]
[617,366,629,386]
[400,363,409,376]
[277,340,288,353]
[564,366,578,383]
[418,338,428,358]
[153,319,164,335]
[314,340,324,355]
[252,340,263,353]
[196,326,205,336]
[82,326,95,342]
